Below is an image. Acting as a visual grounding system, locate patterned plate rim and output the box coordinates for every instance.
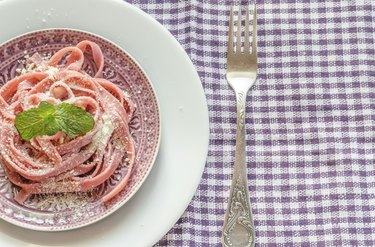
[0,28,161,231]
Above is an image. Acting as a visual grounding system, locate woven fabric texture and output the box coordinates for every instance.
[126,0,375,246]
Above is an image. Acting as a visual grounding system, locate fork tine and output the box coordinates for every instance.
[227,6,234,54]
[236,6,242,53]
[244,6,250,53]
[252,3,257,55]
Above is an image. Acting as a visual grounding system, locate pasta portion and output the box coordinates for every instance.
[0,41,136,204]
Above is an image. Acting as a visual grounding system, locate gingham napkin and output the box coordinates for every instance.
[127,0,375,246]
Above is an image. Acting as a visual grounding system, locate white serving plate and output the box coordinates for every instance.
[0,0,209,246]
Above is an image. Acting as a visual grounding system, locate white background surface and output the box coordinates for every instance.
[0,0,209,246]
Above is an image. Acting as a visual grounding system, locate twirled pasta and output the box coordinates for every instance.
[0,41,136,204]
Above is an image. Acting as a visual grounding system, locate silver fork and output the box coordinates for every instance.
[222,4,257,247]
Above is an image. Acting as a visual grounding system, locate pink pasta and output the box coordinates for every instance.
[0,41,136,204]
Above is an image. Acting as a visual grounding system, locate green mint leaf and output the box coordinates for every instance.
[15,101,94,141]
[15,101,58,141]
[55,103,95,136]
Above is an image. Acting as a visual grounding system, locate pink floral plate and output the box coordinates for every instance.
[0,29,161,231]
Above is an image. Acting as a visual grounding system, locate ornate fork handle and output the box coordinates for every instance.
[222,87,255,247]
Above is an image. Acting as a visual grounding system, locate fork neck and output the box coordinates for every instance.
[228,77,253,95]
[232,82,250,166]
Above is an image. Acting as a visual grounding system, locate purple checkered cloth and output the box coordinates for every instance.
[126,0,375,246]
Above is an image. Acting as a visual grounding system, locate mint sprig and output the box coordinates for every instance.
[15,101,95,141]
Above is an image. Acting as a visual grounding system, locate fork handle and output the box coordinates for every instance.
[222,89,255,247]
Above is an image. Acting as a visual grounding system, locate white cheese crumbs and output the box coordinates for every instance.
[29,64,59,79]
[26,63,35,71]
[16,68,28,75]
[87,114,114,152]
[97,114,115,150]
[123,91,130,99]
[45,66,59,79]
